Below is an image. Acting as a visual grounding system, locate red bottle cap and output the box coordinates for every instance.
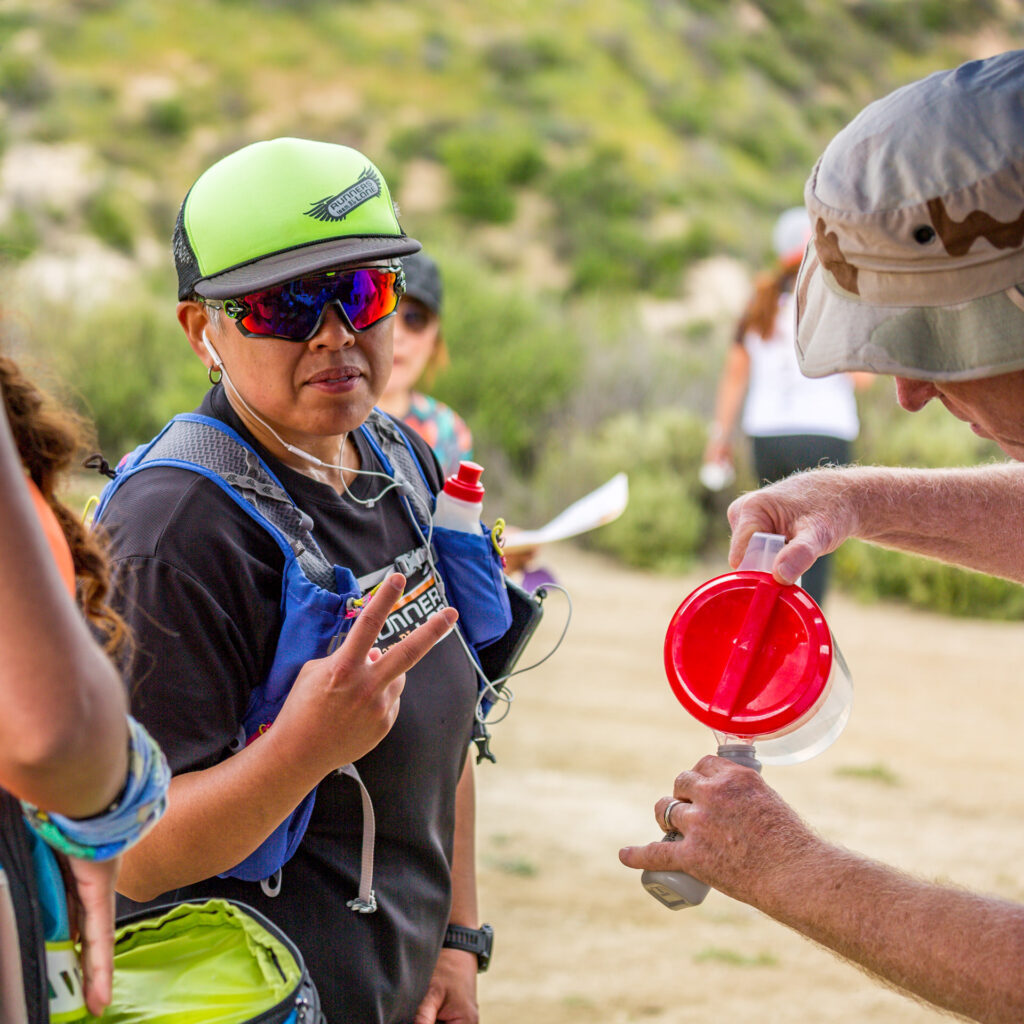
[443,461,485,503]
[663,571,833,737]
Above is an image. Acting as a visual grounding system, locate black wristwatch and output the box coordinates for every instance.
[442,923,494,973]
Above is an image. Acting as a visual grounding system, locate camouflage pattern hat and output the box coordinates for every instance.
[796,50,1024,381]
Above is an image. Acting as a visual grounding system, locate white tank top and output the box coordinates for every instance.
[740,291,859,441]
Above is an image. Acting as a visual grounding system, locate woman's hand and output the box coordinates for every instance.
[272,573,459,777]
[65,854,121,1016]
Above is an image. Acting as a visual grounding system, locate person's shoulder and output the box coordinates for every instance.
[373,409,444,489]
[98,461,276,563]
[412,393,472,445]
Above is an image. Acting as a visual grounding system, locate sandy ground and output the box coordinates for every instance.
[474,542,1024,1023]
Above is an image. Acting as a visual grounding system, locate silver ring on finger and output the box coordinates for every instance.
[662,798,684,835]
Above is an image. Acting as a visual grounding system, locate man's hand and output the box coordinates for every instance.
[272,573,459,779]
[727,468,861,586]
[413,946,479,1024]
[619,755,817,909]
[65,854,121,1016]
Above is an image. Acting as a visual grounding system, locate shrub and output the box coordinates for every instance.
[438,127,545,223]
[0,51,53,108]
[533,408,710,572]
[0,208,41,261]
[834,541,1024,621]
[428,257,582,478]
[144,96,190,138]
[83,186,138,254]
[26,297,209,457]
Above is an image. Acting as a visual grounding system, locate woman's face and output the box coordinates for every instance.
[386,297,441,399]
[183,294,395,450]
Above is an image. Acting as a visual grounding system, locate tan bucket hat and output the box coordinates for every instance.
[796,49,1024,381]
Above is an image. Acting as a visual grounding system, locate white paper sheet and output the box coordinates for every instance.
[503,473,629,550]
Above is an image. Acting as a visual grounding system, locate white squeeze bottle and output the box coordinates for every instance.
[432,461,485,533]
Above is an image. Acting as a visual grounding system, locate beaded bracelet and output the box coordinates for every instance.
[21,715,170,862]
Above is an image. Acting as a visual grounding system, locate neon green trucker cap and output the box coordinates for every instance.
[173,137,420,300]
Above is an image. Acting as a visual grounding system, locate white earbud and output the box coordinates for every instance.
[202,329,223,369]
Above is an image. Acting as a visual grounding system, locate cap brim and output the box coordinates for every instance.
[796,251,1024,382]
[194,235,421,299]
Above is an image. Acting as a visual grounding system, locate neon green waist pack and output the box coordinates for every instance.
[85,899,322,1024]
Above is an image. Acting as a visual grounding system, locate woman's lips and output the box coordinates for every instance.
[307,367,361,392]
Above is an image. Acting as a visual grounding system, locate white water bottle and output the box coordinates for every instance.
[432,461,485,533]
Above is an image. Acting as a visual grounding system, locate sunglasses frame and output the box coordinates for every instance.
[202,264,406,342]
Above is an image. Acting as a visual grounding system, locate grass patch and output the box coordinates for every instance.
[694,946,778,968]
[833,763,901,787]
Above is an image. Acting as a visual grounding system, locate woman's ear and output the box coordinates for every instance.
[178,301,214,369]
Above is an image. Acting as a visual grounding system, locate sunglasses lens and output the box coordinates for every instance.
[233,268,401,341]
[340,267,401,331]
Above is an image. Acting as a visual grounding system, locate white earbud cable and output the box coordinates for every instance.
[202,331,401,508]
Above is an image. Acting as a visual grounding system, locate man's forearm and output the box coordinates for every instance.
[729,462,1024,586]
[847,463,1024,581]
[758,839,1024,1024]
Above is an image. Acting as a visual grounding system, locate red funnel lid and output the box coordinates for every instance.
[663,571,833,737]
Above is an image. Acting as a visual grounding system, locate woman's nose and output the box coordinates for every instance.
[894,376,939,412]
[310,304,356,348]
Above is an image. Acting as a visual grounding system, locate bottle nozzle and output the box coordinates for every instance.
[443,460,485,502]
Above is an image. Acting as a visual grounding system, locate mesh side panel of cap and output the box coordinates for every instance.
[173,194,202,300]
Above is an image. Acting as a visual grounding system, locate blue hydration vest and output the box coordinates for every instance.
[94,410,511,902]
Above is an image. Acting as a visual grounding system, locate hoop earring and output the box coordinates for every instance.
[208,365,222,385]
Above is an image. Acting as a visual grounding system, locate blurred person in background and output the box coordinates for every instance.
[379,249,539,577]
[0,355,167,1021]
[702,207,870,606]
[378,250,473,477]
[623,50,1024,1024]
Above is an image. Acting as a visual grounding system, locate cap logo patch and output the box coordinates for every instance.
[306,167,382,223]
[814,217,859,295]
[926,197,1024,257]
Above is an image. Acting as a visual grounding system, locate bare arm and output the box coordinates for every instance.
[704,344,750,465]
[0,406,127,816]
[414,751,480,1024]
[620,757,1024,1024]
[117,576,457,901]
[727,462,1024,586]
[449,752,479,930]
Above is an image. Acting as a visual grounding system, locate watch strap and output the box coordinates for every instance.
[442,922,493,972]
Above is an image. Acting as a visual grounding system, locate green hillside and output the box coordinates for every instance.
[2,0,1015,289]
[2,0,1023,613]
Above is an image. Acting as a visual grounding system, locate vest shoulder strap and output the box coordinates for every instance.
[131,415,337,591]
[359,409,435,527]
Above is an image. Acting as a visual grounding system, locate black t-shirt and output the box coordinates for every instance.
[104,386,478,1024]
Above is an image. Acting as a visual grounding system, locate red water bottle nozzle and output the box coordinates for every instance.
[443,461,485,503]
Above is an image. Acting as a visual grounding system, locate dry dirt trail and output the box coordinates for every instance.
[476,542,1024,1023]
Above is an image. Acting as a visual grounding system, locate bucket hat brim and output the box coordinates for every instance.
[796,246,1024,382]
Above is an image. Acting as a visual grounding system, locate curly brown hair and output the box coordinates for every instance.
[0,356,129,657]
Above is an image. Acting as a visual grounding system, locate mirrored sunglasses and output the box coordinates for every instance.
[205,265,405,342]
